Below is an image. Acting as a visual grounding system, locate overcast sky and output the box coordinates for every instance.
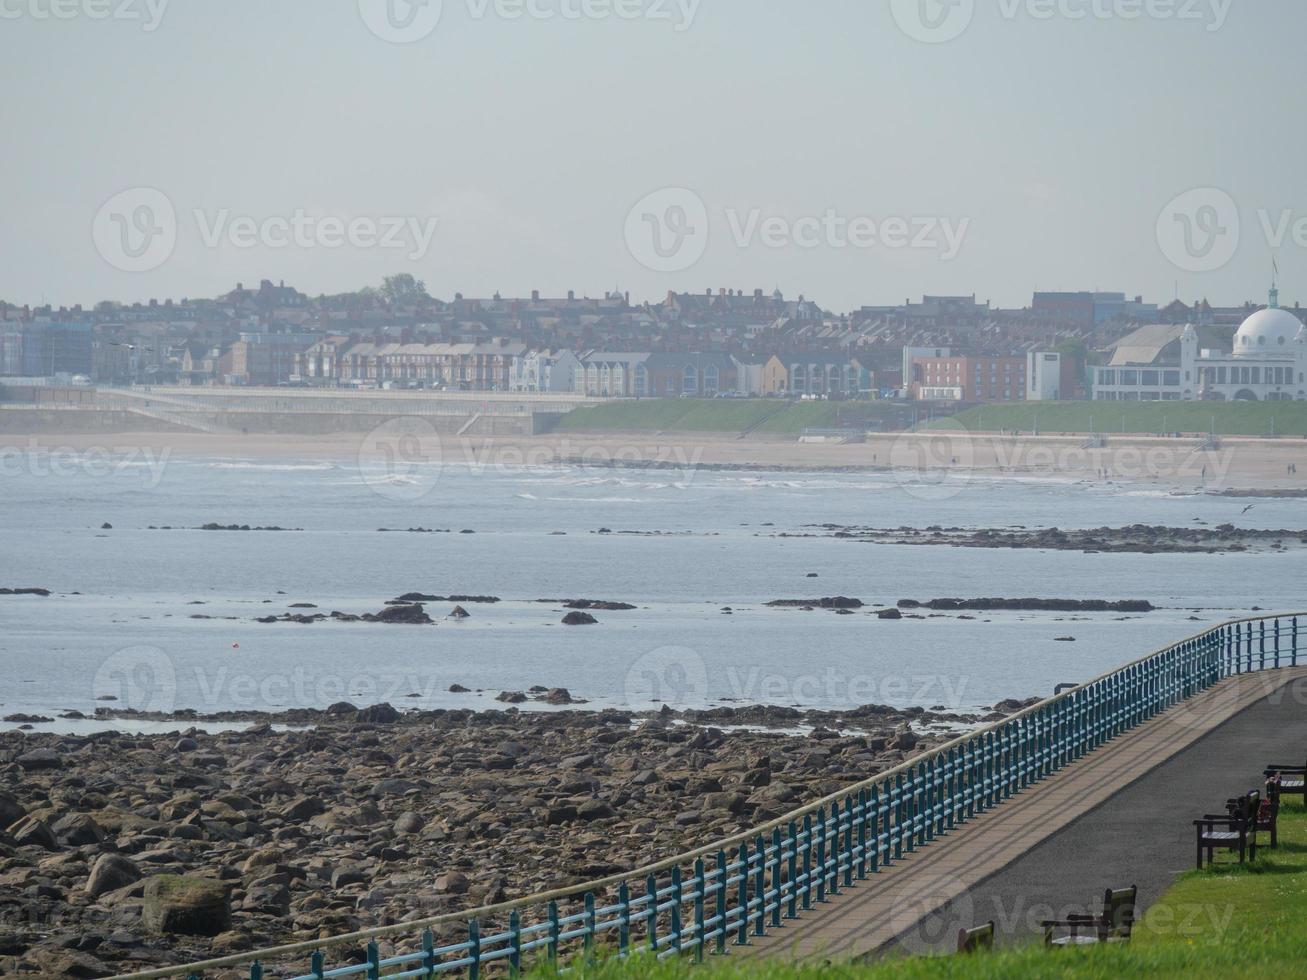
[2,0,1303,313]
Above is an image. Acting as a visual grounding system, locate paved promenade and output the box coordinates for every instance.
[738,667,1307,963]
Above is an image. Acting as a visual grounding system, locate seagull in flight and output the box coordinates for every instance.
[1241,504,1255,515]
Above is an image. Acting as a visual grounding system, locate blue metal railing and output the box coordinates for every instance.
[116,613,1303,980]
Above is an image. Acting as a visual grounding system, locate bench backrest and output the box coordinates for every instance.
[957,920,995,953]
[1102,885,1137,939]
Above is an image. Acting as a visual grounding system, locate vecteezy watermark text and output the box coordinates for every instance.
[623,644,972,712]
[0,0,169,30]
[92,187,438,273]
[1157,186,1307,274]
[357,0,700,43]
[892,0,1231,44]
[0,441,170,489]
[624,187,969,273]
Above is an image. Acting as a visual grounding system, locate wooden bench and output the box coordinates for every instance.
[1237,778,1281,848]
[956,920,994,954]
[1041,886,1136,946]
[1263,760,1306,806]
[1194,791,1260,869]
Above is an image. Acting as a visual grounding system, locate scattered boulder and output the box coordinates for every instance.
[16,747,62,770]
[562,611,598,626]
[9,815,58,850]
[53,813,105,846]
[142,875,232,936]
[356,703,402,724]
[0,791,25,827]
[86,854,142,899]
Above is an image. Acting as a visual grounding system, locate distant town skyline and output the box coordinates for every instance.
[3,2,1304,312]
[3,279,1296,319]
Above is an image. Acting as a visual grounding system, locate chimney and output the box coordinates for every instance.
[567,290,575,301]
[719,288,726,297]
[532,289,540,301]
[754,289,763,298]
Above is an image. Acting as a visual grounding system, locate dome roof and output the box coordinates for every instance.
[1234,307,1303,357]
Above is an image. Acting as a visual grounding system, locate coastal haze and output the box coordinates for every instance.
[3,2,1307,978]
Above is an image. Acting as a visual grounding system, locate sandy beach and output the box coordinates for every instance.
[4,425,1307,494]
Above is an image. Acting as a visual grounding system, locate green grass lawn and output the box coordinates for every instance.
[528,806,1307,979]
[551,400,897,435]
[929,402,1307,437]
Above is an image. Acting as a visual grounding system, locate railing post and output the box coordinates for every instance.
[814,807,827,903]
[584,892,596,960]
[693,858,706,962]
[857,789,869,879]
[250,963,264,980]
[715,850,728,955]
[893,775,905,857]
[420,929,434,979]
[670,868,683,954]
[843,795,855,888]
[367,941,380,980]
[753,834,767,936]
[311,949,326,980]
[467,922,480,980]
[870,785,882,872]
[770,827,783,928]
[618,882,631,955]
[801,813,813,909]
[548,900,560,966]
[646,875,658,953]
[735,842,750,946]
[787,820,799,918]
[828,801,841,896]
[508,911,521,979]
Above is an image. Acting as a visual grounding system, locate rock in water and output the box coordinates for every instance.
[562,611,598,625]
[356,703,401,724]
[142,875,232,936]
[449,605,470,619]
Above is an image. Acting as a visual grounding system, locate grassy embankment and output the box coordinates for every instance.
[528,806,1307,979]
[551,400,899,435]
[928,402,1307,437]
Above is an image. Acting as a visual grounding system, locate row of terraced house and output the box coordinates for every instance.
[292,339,878,398]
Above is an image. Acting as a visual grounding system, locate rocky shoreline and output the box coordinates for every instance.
[0,699,1026,977]
[787,523,1307,554]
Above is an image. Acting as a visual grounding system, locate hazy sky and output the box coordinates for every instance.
[2,0,1303,313]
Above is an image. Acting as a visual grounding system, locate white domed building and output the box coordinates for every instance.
[1194,284,1307,401]
[1092,283,1307,402]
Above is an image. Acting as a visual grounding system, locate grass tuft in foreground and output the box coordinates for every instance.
[527,806,1307,979]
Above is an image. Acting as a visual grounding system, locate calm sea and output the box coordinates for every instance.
[2,451,1304,731]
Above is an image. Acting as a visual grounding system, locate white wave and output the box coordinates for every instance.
[206,462,336,472]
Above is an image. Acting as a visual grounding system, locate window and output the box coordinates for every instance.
[1163,371,1180,386]
[1099,369,1116,385]
[1141,371,1159,385]
[1120,370,1138,386]
[682,365,698,394]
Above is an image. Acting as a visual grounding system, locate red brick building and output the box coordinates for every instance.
[910,355,1027,403]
